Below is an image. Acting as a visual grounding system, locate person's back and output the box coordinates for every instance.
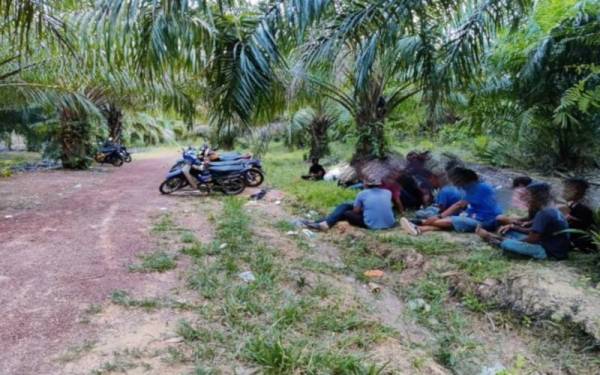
[436,185,463,210]
[532,207,570,260]
[355,188,395,229]
[397,174,423,209]
[464,181,502,222]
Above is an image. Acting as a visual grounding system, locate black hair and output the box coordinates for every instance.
[449,167,479,187]
[512,176,532,188]
[526,182,553,210]
[564,177,590,195]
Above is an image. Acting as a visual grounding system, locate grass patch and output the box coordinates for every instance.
[152,214,178,233]
[263,145,356,212]
[173,196,396,372]
[181,231,198,243]
[129,250,177,273]
[109,290,194,311]
[378,233,462,256]
[455,250,510,283]
[0,151,41,177]
[336,237,404,281]
[57,340,96,363]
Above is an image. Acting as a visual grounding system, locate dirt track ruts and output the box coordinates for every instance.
[0,152,181,375]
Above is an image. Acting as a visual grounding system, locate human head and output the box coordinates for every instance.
[428,168,448,188]
[525,182,553,211]
[512,176,532,189]
[364,176,382,188]
[311,158,319,165]
[449,167,479,188]
[562,177,589,201]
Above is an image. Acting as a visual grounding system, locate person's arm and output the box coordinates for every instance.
[393,196,404,213]
[440,200,468,217]
[499,223,531,234]
[421,200,467,225]
[353,193,364,214]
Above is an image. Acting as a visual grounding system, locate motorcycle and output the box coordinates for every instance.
[170,146,264,187]
[160,153,246,196]
[120,146,132,163]
[95,144,125,166]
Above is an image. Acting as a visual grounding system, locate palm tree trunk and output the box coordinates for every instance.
[104,103,124,142]
[58,107,93,169]
[308,115,331,160]
[353,93,388,162]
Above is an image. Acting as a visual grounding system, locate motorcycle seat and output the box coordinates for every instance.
[209,160,250,167]
[208,165,245,173]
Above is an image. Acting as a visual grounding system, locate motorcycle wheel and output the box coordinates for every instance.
[244,168,264,187]
[159,177,185,194]
[111,156,124,167]
[222,177,245,195]
[124,154,132,163]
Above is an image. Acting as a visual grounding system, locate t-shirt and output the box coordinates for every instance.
[354,188,396,230]
[435,186,464,210]
[569,202,595,231]
[532,207,570,259]
[463,181,502,222]
[397,174,423,209]
[568,202,597,251]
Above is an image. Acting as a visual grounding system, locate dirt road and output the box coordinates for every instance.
[0,151,180,375]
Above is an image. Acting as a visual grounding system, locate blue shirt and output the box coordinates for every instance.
[435,186,464,210]
[354,188,396,230]
[532,207,570,259]
[463,182,502,222]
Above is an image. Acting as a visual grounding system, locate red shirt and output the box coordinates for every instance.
[381,180,401,202]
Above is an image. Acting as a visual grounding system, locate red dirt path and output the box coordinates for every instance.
[0,152,181,375]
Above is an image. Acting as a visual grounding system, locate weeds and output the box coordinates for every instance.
[128,250,177,273]
[56,340,96,363]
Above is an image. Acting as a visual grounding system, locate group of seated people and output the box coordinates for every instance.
[302,154,597,260]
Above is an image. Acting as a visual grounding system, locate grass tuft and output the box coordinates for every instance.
[129,250,177,273]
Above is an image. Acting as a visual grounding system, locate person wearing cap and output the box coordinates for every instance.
[303,176,396,231]
[475,182,570,260]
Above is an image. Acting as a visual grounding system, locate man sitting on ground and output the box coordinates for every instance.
[412,168,464,221]
[302,158,326,181]
[303,177,395,231]
[476,182,570,260]
[400,167,502,235]
[496,175,534,226]
[561,177,597,252]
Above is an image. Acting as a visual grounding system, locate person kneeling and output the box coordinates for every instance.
[476,183,570,260]
[304,177,396,231]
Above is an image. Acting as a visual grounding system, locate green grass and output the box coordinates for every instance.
[0,151,42,177]
[173,197,395,372]
[263,144,356,213]
[128,250,177,273]
[455,249,511,283]
[152,214,179,233]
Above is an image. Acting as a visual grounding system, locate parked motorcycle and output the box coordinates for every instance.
[169,146,264,187]
[160,154,246,196]
[95,144,125,166]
